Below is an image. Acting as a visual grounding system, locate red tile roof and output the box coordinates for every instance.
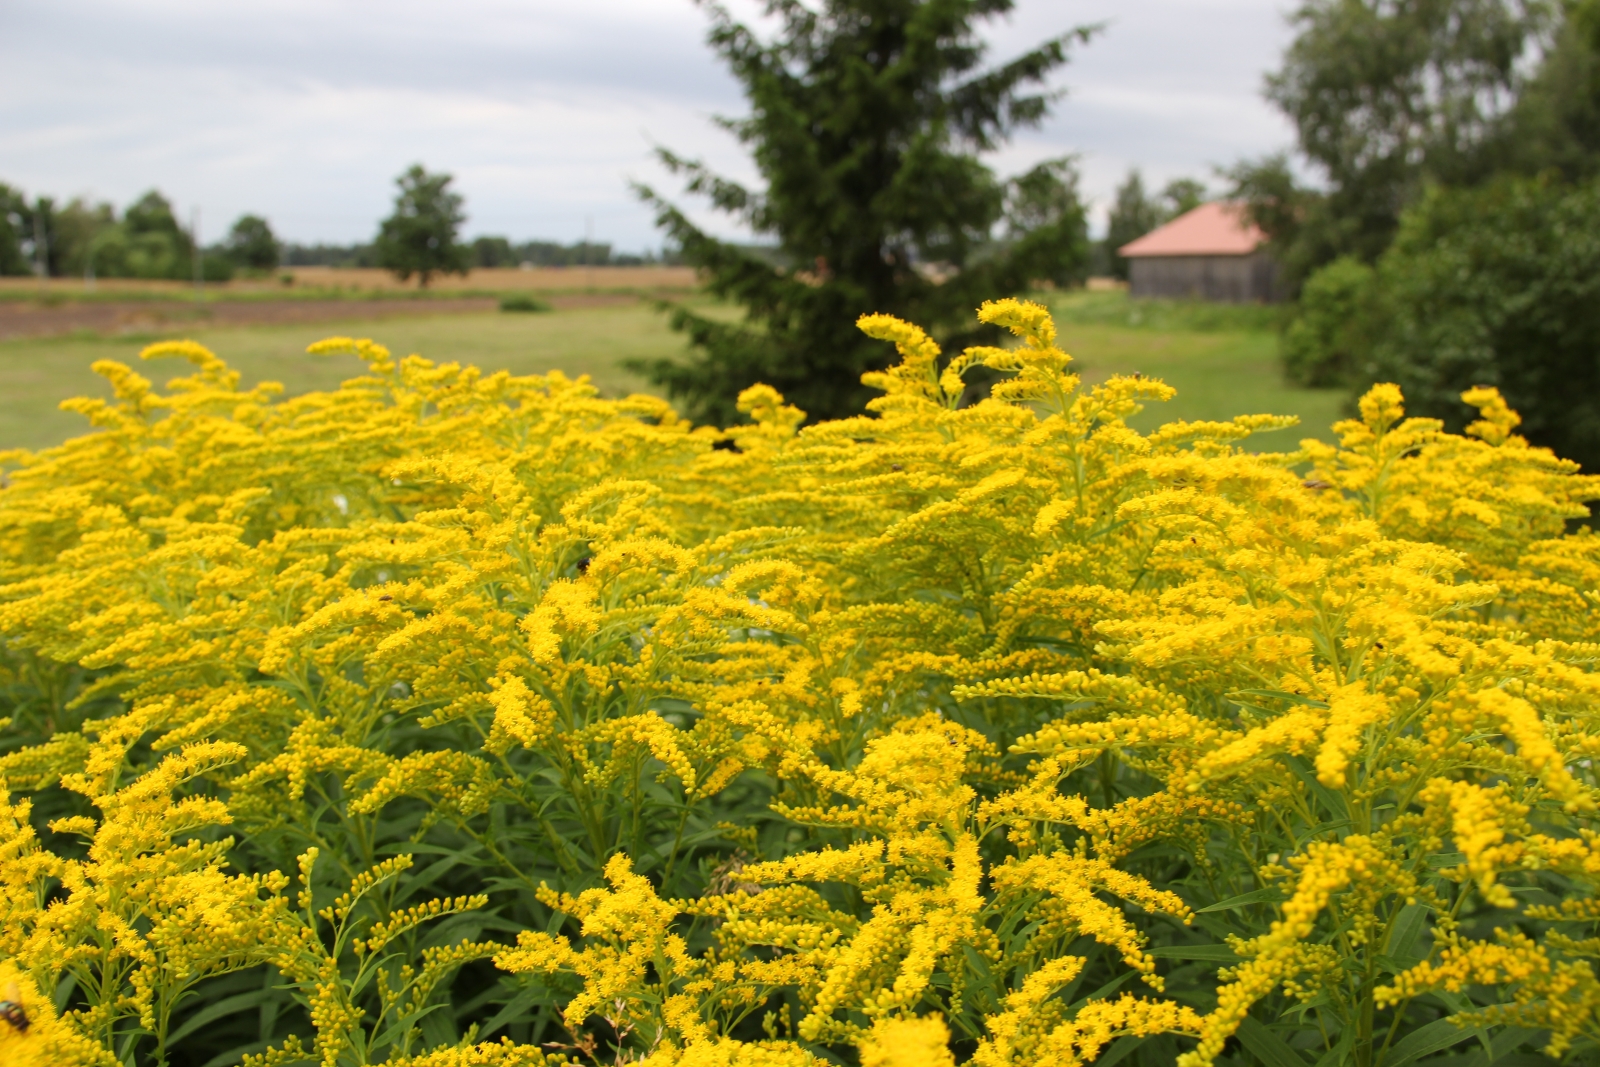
[1118,201,1266,258]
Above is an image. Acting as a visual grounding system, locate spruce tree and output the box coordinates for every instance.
[633,0,1094,425]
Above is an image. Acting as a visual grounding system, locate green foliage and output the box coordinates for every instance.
[497,293,551,313]
[469,238,622,270]
[1162,177,1206,216]
[48,199,117,278]
[472,235,516,268]
[283,242,378,268]
[633,0,1095,425]
[1236,0,1554,289]
[1104,171,1163,282]
[0,184,32,277]
[57,189,213,282]
[1499,1,1600,178]
[1362,175,1600,471]
[120,190,196,280]
[224,215,282,272]
[1281,256,1381,386]
[374,165,470,288]
[0,185,220,282]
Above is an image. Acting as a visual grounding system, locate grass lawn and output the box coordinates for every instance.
[1047,291,1348,447]
[0,302,683,451]
[0,290,1349,453]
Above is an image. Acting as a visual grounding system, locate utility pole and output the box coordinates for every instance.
[85,230,98,294]
[32,203,48,296]
[192,206,204,304]
[584,213,594,290]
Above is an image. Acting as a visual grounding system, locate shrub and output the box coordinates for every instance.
[1,303,1599,1067]
[499,293,551,313]
[1280,255,1380,387]
[1361,176,1600,471]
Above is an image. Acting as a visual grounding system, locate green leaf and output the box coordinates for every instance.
[1381,1018,1485,1067]
[479,986,542,1039]
[1284,755,1350,824]
[1097,1035,1148,1067]
[1198,887,1285,912]
[1150,944,1239,962]
[165,990,268,1047]
[1312,1025,1356,1067]
[1237,1016,1311,1067]
[199,1042,279,1067]
[1067,968,1136,1011]
[1451,1026,1540,1066]
[1385,902,1429,965]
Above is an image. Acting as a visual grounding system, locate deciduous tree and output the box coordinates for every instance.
[374,164,470,288]
[0,183,30,276]
[1235,0,1553,286]
[225,214,282,272]
[1362,175,1600,471]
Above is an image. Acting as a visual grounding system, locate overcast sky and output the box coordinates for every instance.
[0,0,1298,250]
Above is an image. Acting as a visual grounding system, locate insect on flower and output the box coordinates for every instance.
[0,984,28,1033]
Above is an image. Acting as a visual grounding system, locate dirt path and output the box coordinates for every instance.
[0,292,649,342]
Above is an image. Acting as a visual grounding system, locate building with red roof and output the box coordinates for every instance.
[1117,201,1279,303]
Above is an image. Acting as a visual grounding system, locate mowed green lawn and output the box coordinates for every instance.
[0,303,673,451]
[0,292,1347,452]
[1046,292,1348,447]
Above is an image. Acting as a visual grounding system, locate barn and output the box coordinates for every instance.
[1118,201,1279,303]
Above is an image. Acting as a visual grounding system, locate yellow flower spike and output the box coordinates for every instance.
[857,312,948,408]
[734,384,806,444]
[1461,385,1522,446]
[138,338,225,368]
[306,335,395,372]
[637,1037,824,1066]
[858,1015,955,1067]
[975,298,1058,349]
[1313,685,1390,788]
[484,675,557,755]
[2,304,1600,1066]
[1357,382,1407,433]
[856,314,942,371]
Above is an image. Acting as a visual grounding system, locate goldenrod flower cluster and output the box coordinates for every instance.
[1,299,1598,1064]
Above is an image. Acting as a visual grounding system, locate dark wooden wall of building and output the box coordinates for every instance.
[1127,252,1279,303]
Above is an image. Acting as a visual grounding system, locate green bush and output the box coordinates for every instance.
[1363,176,1600,471]
[1280,256,1381,387]
[498,293,551,313]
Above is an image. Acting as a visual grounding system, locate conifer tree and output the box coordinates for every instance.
[633,0,1095,425]
[1103,170,1163,281]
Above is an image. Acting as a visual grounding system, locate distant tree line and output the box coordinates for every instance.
[468,237,670,269]
[0,186,251,282]
[2,167,671,286]
[282,238,673,270]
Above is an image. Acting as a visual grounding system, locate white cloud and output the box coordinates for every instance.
[0,0,1297,249]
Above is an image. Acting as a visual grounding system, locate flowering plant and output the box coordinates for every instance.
[1,302,1598,1067]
